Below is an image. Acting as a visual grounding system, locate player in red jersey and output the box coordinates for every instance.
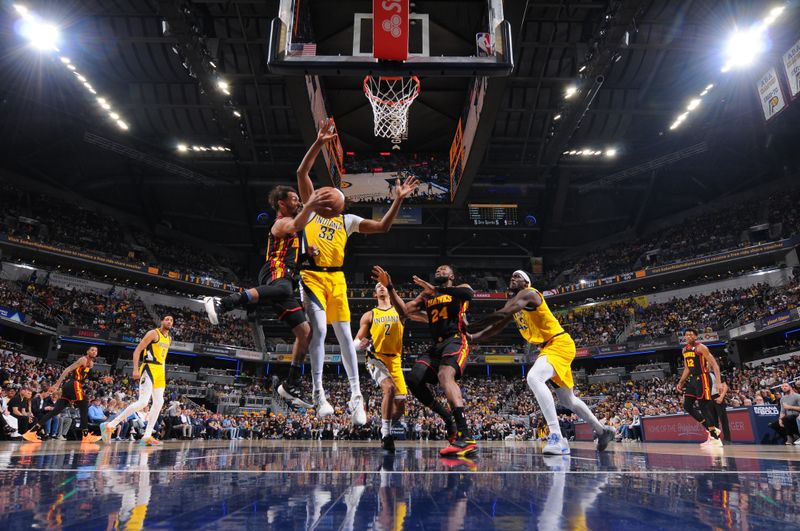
[202,186,335,408]
[22,346,102,443]
[676,329,724,448]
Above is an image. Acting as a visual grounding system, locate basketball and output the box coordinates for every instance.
[314,187,345,218]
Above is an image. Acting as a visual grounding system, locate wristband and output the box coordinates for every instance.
[386,284,395,292]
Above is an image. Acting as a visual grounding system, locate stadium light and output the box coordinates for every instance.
[109,112,119,120]
[18,16,60,51]
[763,6,785,27]
[564,85,578,99]
[605,148,617,157]
[723,27,766,70]
[687,98,701,111]
[177,144,188,152]
[217,80,230,95]
[116,120,128,130]
[232,110,241,118]
[59,56,70,64]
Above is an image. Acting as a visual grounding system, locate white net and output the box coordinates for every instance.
[363,76,421,144]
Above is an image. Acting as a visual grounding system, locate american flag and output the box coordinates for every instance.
[288,42,317,56]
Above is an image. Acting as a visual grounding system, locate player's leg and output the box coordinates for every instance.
[406,358,454,431]
[379,378,397,452]
[437,363,478,457]
[527,356,569,455]
[327,275,365,424]
[553,387,614,450]
[104,374,153,441]
[683,395,707,426]
[141,385,165,444]
[23,398,69,442]
[276,297,314,408]
[76,399,99,442]
[203,265,294,323]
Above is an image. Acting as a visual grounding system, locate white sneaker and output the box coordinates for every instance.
[314,392,334,418]
[349,394,367,426]
[793,438,800,445]
[542,432,570,455]
[202,296,221,325]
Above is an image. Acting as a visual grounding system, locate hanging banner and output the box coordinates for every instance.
[373,0,409,61]
[757,67,786,120]
[783,38,800,99]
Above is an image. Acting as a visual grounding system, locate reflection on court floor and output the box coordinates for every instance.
[0,440,797,530]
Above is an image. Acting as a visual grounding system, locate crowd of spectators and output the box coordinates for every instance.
[551,186,800,285]
[0,181,242,285]
[152,304,255,349]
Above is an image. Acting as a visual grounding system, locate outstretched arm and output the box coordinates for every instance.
[372,266,427,321]
[356,176,420,234]
[296,118,338,202]
[272,190,332,238]
[468,289,540,333]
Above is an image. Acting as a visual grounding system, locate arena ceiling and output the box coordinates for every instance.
[0,0,797,271]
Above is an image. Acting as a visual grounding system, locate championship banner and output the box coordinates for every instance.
[757,67,787,120]
[373,0,409,61]
[783,38,800,98]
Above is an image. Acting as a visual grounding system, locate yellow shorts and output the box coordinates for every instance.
[366,352,408,397]
[539,333,576,389]
[300,270,350,324]
[141,363,166,389]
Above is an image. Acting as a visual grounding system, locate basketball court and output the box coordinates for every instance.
[1,440,798,529]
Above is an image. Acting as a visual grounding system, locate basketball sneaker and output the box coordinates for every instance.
[278,381,313,409]
[139,436,162,446]
[100,422,114,443]
[700,434,722,448]
[201,296,222,325]
[349,394,367,426]
[82,433,102,444]
[381,435,395,453]
[22,431,42,443]
[314,391,334,418]
[596,426,615,452]
[543,433,571,455]
[446,418,458,444]
[440,435,478,457]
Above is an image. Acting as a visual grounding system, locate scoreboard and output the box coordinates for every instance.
[468,203,519,226]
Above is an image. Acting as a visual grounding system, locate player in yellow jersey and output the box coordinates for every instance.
[102,315,174,446]
[296,118,419,424]
[355,283,410,452]
[469,271,614,455]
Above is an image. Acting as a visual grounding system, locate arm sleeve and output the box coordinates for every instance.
[344,214,366,236]
[436,286,474,301]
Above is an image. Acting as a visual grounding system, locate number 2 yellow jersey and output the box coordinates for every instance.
[370,306,404,354]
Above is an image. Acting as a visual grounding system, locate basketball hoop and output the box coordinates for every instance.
[363,75,420,145]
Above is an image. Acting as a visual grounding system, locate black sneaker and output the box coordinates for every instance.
[382,435,395,453]
[446,418,458,443]
[278,381,313,409]
[596,427,615,452]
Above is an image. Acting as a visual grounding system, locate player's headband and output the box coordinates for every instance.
[513,270,531,285]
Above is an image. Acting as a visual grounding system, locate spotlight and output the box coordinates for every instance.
[109,112,119,119]
[687,98,701,111]
[59,56,70,64]
[562,151,569,155]
[177,144,188,152]
[763,6,785,27]
[99,101,111,110]
[66,64,75,71]
[217,80,230,94]
[209,61,217,68]
[669,121,680,130]
[116,120,128,130]
[19,18,60,51]
[705,84,714,91]
[192,146,201,151]
[578,65,586,73]
[724,27,766,70]
[553,114,561,121]
[13,4,29,17]
[233,110,241,118]
[564,85,578,99]
[605,148,617,157]
[75,74,86,82]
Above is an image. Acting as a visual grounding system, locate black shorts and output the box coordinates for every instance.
[685,374,712,400]
[255,270,307,330]
[61,380,86,403]
[416,334,470,381]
